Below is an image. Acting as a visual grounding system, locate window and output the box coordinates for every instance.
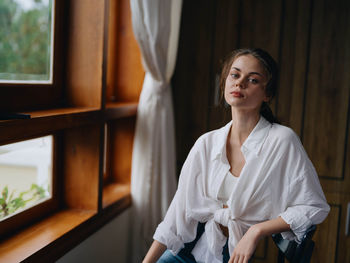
[0,0,64,112]
[0,0,54,83]
[0,0,143,262]
[0,136,53,222]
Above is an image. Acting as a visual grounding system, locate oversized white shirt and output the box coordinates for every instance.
[153,116,330,263]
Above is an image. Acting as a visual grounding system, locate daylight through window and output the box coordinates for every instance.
[0,0,54,83]
[0,135,53,222]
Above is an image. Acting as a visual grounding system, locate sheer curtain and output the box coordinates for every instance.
[129,0,182,261]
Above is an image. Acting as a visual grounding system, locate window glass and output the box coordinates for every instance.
[0,0,54,83]
[0,136,53,221]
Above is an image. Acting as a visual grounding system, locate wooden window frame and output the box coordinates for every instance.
[0,0,144,262]
[0,0,66,112]
[0,133,61,239]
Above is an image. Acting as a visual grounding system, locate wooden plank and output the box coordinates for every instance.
[106,117,136,185]
[63,125,101,210]
[0,194,131,263]
[208,0,241,131]
[239,0,283,116]
[107,0,144,103]
[105,102,138,120]
[66,0,105,107]
[0,104,138,145]
[311,203,339,263]
[239,0,282,60]
[302,0,350,180]
[251,237,279,263]
[0,108,101,145]
[277,0,312,134]
[102,183,130,208]
[172,0,217,170]
[319,192,350,263]
[0,209,95,263]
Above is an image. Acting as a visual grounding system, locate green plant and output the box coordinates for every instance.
[0,183,47,219]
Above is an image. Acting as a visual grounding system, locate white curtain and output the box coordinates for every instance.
[129,0,183,261]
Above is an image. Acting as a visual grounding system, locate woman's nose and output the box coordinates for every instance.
[235,78,245,88]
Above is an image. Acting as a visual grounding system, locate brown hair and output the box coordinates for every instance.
[219,48,279,123]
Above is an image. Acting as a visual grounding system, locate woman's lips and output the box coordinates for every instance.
[231,91,243,98]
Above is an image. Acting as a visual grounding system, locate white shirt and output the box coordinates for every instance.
[153,116,330,263]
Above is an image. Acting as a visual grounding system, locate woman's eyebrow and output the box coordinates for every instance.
[232,67,263,76]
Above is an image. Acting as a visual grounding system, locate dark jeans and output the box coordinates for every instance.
[157,222,230,263]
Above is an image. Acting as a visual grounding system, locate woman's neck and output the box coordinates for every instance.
[230,108,260,146]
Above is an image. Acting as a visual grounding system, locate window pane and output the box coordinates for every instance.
[0,136,53,221]
[0,0,54,83]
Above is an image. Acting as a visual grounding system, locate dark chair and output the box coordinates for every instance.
[272,225,317,263]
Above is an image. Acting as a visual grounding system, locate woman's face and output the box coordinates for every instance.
[224,54,269,112]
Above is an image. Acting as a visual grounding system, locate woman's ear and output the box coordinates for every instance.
[263,95,271,103]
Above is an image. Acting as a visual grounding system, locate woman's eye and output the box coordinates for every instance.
[231,73,238,78]
[248,78,258,84]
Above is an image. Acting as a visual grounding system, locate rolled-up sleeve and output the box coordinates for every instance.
[280,165,330,242]
[275,129,330,242]
[153,191,196,254]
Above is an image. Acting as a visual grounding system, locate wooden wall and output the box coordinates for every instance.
[172,0,350,262]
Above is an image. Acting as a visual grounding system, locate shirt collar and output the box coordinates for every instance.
[211,116,272,161]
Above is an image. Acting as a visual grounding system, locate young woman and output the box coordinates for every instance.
[143,48,330,263]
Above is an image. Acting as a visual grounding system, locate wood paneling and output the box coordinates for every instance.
[240,0,283,116]
[302,0,350,182]
[315,193,350,263]
[277,0,312,134]
[251,238,279,263]
[311,203,339,263]
[208,0,240,131]
[172,0,217,169]
[239,0,282,60]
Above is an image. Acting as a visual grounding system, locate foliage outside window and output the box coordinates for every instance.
[0,0,54,83]
[0,136,52,221]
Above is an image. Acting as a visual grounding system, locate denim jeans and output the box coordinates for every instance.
[157,223,229,263]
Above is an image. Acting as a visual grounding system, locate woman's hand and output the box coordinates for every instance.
[228,225,261,263]
[228,217,290,263]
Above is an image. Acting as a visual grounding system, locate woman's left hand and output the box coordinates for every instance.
[228,225,261,263]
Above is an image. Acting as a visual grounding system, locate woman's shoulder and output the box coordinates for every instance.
[195,122,230,146]
[269,122,301,143]
[267,123,308,158]
[188,122,230,159]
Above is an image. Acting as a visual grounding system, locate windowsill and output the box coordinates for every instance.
[0,106,100,122]
[0,104,138,145]
[0,185,131,263]
[105,102,138,120]
[103,183,130,208]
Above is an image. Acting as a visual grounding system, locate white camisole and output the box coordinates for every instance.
[218,171,238,204]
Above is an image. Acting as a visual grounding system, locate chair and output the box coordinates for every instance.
[272,225,317,263]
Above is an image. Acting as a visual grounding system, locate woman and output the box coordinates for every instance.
[143,48,330,263]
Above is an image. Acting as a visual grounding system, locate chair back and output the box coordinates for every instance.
[272,225,317,263]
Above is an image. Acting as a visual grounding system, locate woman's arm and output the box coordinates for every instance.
[143,240,167,263]
[229,216,290,263]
